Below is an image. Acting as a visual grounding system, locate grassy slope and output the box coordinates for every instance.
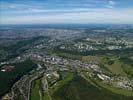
[55,50,133,76]
[82,56,133,76]
[120,57,133,77]
[104,60,126,76]
[83,72,133,97]
[30,78,41,100]
[50,71,74,94]
[51,73,133,100]
[30,77,51,100]
[82,56,101,63]
[43,92,51,100]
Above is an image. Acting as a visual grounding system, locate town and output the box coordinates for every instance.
[0,26,133,100]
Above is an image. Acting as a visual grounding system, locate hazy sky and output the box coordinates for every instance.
[0,0,133,24]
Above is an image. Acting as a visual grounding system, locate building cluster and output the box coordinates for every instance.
[59,37,133,52]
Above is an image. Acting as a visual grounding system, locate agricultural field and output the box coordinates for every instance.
[30,78,41,100]
[30,77,51,100]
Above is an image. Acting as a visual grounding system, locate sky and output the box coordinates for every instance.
[0,0,133,25]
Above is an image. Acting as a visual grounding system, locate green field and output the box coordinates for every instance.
[51,73,133,100]
[30,77,51,100]
[82,55,133,77]
[43,92,51,100]
[30,78,41,100]
[30,71,133,100]
[82,72,133,97]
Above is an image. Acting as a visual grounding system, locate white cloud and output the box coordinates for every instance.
[109,1,115,5]
[106,0,116,8]
[1,8,133,24]
[106,5,114,9]
[8,5,17,9]
[29,8,110,13]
